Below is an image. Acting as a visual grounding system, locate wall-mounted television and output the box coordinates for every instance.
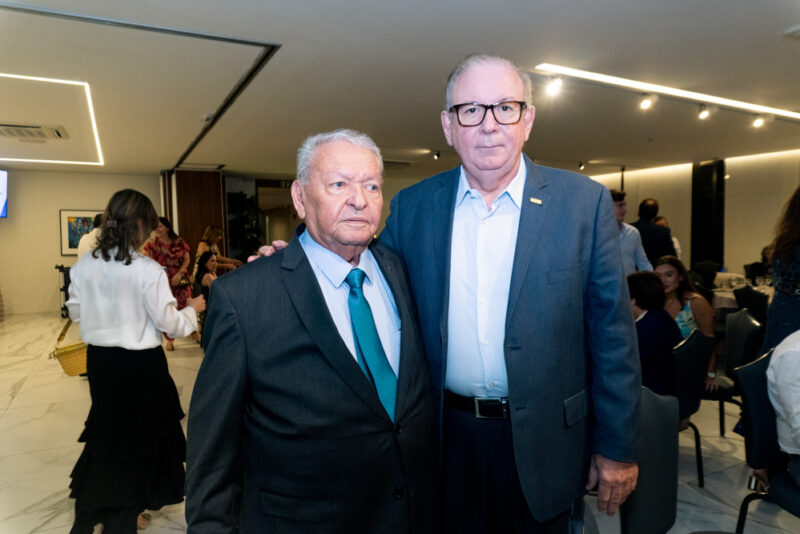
[0,170,7,218]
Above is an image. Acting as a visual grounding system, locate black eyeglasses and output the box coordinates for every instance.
[448,101,527,127]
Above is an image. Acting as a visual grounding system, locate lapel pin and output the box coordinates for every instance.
[529,197,542,205]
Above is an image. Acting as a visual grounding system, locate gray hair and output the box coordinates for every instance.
[444,54,533,110]
[296,129,383,185]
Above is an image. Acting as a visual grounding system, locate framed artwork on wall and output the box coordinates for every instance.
[60,209,100,256]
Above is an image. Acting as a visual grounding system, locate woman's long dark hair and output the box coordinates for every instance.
[654,255,697,303]
[774,185,800,263]
[158,217,178,241]
[195,251,216,282]
[93,189,158,265]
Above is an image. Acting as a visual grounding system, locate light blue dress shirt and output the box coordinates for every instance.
[619,222,652,277]
[299,230,401,375]
[445,156,525,397]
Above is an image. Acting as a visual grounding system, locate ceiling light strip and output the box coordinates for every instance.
[534,63,800,121]
[0,72,104,165]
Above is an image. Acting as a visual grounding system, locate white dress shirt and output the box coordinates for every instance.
[300,230,401,375]
[77,227,101,259]
[67,249,198,350]
[767,329,800,456]
[445,156,525,397]
[619,222,652,277]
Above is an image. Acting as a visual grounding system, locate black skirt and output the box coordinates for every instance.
[69,345,186,510]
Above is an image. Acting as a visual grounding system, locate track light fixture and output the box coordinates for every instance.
[698,104,710,120]
[433,150,440,160]
[545,77,563,96]
[578,162,585,170]
[639,94,656,110]
[753,116,765,128]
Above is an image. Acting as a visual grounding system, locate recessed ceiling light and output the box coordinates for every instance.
[0,72,104,166]
[545,78,562,96]
[534,63,800,122]
[639,94,654,110]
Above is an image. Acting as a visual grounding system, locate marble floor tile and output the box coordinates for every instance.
[2,313,799,533]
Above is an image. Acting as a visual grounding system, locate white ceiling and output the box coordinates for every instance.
[2,0,800,181]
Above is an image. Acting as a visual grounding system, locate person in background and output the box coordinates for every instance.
[766,328,800,487]
[191,251,218,333]
[66,189,205,534]
[762,185,800,352]
[632,199,676,264]
[143,217,201,350]
[610,189,651,276]
[76,213,102,259]
[654,255,717,391]
[627,271,683,396]
[653,215,681,259]
[380,54,640,532]
[194,225,242,276]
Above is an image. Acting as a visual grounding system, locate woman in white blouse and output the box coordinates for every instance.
[66,189,205,533]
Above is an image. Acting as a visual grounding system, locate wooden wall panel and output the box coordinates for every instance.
[174,170,226,262]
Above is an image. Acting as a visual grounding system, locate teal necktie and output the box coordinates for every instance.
[345,268,397,421]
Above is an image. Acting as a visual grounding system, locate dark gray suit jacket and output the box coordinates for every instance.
[380,156,641,522]
[185,238,439,533]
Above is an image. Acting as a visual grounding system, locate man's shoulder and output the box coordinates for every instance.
[214,250,287,293]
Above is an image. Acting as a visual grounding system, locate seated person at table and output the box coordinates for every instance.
[628,271,683,396]
[766,328,800,487]
[654,255,717,391]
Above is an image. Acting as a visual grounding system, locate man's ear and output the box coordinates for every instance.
[291,181,306,220]
[441,110,454,146]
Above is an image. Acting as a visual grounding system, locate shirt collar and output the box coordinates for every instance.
[455,154,527,209]
[299,229,378,288]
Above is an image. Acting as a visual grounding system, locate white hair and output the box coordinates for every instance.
[444,54,533,110]
[296,129,383,185]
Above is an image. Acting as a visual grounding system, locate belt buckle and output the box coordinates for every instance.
[474,398,488,418]
[474,397,508,419]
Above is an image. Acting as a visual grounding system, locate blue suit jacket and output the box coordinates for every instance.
[379,155,641,521]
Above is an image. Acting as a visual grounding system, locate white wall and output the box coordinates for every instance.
[0,169,160,315]
[724,150,800,274]
[592,164,693,266]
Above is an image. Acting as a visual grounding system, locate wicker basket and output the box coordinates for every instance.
[51,318,87,376]
[50,342,87,376]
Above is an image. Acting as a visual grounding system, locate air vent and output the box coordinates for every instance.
[784,23,800,41]
[0,124,70,142]
[382,160,412,169]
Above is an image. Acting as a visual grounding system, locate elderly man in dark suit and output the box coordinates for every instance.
[631,198,677,264]
[185,129,438,534]
[380,55,641,533]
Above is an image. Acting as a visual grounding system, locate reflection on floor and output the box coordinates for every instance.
[0,313,798,533]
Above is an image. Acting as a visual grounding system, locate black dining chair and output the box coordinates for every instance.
[674,329,715,487]
[743,262,766,286]
[704,309,763,436]
[733,286,769,327]
[734,350,800,533]
[619,387,679,534]
[693,260,722,288]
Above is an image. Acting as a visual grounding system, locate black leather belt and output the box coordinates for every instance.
[444,391,510,419]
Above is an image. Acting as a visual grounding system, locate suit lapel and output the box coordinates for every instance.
[370,245,415,418]
[507,157,550,322]
[280,239,389,421]
[432,172,458,376]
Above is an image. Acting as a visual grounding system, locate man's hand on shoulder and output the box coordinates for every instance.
[585,454,638,516]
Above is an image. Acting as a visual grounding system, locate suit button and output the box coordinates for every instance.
[394,487,404,499]
[393,424,403,435]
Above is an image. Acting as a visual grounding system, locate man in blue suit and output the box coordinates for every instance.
[380,55,641,533]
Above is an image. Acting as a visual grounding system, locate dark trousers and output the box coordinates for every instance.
[442,404,570,534]
[789,454,800,487]
[70,502,140,534]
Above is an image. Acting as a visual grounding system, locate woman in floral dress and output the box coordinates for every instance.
[143,217,200,350]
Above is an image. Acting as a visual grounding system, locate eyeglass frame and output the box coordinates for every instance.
[447,100,528,127]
